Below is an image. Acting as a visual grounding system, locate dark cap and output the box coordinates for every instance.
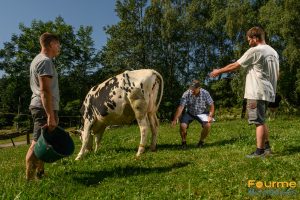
[190,81,200,89]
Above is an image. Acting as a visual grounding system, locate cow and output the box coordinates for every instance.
[75,69,164,160]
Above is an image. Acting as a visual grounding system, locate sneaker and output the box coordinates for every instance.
[196,141,205,148]
[180,142,187,150]
[36,170,45,179]
[264,147,272,156]
[264,142,272,155]
[246,151,265,158]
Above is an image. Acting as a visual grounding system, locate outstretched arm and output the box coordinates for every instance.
[210,62,241,78]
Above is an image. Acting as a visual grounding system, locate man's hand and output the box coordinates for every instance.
[171,119,177,127]
[43,114,57,132]
[207,116,213,123]
[210,69,220,78]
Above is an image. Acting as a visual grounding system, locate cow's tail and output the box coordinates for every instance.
[152,70,164,111]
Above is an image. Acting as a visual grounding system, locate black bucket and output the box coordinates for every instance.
[34,126,75,163]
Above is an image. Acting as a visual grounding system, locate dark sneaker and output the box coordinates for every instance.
[264,147,272,156]
[196,141,205,148]
[246,151,265,158]
[36,170,45,179]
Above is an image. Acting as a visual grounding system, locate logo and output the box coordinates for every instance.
[248,180,297,189]
[247,180,298,196]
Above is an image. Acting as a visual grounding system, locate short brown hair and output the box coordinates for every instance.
[39,32,59,48]
[190,80,200,89]
[246,27,265,41]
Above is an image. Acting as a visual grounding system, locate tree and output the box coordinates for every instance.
[100,0,148,73]
[0,16,101,115]
[260,0,300,105]
[59,26,102,112]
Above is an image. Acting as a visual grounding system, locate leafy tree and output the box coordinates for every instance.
[0,16,101,115]
[260,0,300,104]
[59,26,101,111]
[2,0,300,122]
[100,0,148,73]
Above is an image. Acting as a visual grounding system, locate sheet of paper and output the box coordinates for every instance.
[197,114,215,122]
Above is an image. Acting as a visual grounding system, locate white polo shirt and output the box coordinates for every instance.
[237,44,279,102]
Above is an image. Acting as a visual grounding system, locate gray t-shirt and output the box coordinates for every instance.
[237,44,279,102]
[29,53,60,110]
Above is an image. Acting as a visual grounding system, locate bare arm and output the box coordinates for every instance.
[38,75,57,131]
[210,62,241,78]
[171,105,185,126]
[208,103,215,123]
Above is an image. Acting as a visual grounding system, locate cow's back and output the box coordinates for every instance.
[81,69,162,126]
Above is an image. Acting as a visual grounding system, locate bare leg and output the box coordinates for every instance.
[180,123,188,142]
[200,123,211,142]
[263,124,269,145]
[256,124,265,149]
[36,159,44,179]
[26,141,38,180]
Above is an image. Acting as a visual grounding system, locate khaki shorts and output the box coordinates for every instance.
[247,99,268,125]
[30,107,58,142]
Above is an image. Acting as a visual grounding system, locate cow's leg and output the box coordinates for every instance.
[86,134,93,152]
[136,116,150,157]
[93,126,106,152]
[75,120,93,160]
[148,113,159,152]
[129,92,149,157]
[79,130,93,152]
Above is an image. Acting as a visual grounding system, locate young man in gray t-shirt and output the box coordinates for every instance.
[26,32,61,180]
[210,27,279,158]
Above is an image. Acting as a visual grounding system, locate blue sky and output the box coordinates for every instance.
[0,0,119,76]
[0,0,119,49]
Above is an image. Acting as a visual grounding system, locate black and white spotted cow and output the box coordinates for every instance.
[75,69,164,160]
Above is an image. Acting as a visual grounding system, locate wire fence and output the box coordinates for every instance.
[0,112,81,130]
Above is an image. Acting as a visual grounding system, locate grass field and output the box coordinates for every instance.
[0,116,299,199]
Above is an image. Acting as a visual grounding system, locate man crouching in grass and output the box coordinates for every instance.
[171,80,215,149]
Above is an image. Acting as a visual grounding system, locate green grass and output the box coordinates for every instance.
[0,116,299,199]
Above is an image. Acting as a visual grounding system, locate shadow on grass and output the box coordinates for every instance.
[206,135,249,148]
[107,146,136,153]
[71,162,190,186]
[276,145,300,156]
[156,135,249,150]
[95,134,249,154]
[111,144,181,153]
[156,143,181,150]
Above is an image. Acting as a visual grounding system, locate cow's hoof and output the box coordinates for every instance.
[150,145,157,152]
[75,156,82,161]
[135,155,142,160]
[150,148,157,152]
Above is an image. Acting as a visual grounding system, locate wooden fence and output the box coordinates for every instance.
[0,112,81,147]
